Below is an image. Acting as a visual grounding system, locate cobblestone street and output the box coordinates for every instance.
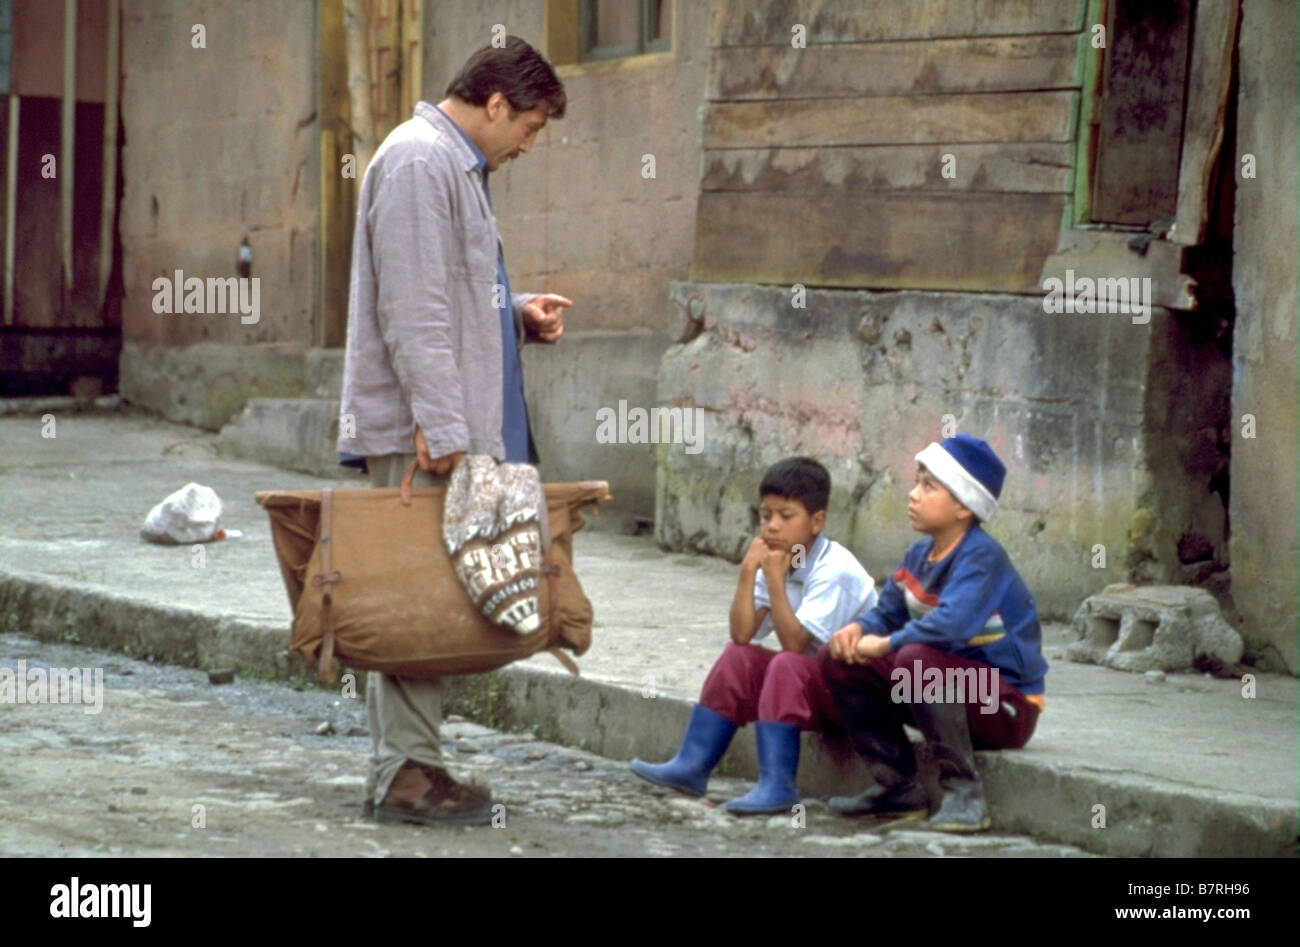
[0,633,1091,858]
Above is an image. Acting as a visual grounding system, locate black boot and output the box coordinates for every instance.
[829,758,929,819]
[828,719,928,818]
[823,654,930,819]
[908,699,990,832]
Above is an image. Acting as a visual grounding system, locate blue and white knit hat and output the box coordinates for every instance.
[915,434,1006,522]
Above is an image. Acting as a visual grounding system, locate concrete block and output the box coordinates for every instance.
[1068,584,1244,672]
[216,397,353,479]
[118,342,346,431]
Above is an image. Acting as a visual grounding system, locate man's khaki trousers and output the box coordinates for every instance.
[363,453,450,807]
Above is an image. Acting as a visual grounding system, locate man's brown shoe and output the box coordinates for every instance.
[374,761,494,827]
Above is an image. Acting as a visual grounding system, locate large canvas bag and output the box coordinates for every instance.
[254,461,610,683]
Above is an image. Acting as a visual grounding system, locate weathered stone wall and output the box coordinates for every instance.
[118,0,319,419]
[118,340,340,432]
[656,283,1232,621]
[1228,0,1300,672]
[423,0,707,522]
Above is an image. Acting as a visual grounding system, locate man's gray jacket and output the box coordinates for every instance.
[337,101,538,462]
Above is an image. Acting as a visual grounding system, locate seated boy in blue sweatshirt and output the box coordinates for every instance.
[630,457,878,814]
[820,434,1047,832]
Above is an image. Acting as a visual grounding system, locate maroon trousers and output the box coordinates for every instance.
[699,642,841,729]
[817,643,1040,779]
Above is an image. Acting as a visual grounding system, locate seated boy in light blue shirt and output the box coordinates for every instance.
[630,457,877,814]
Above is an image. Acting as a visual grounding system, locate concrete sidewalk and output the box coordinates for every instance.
[1,408,1296,857]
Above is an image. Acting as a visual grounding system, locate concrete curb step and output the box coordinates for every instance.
[2,567,1295,858]
[215,398,354,480]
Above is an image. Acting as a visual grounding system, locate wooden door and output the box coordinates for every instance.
[0,0,120,396]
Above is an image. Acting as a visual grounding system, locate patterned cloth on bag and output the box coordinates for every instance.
[441,455,546,634]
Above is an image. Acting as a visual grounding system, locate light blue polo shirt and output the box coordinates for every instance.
[753,532,878,656]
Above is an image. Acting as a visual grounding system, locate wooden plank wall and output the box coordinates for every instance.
[692,0,1088,293]
[319,0,352,349]
[318,0,421,348]
[1172,0,1239,246]
[1089,0,1192,225]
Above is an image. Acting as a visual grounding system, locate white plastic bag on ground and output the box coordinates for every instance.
[140,483,223,544]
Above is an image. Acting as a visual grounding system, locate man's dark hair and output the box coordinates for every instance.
[759,457,831,515]
[445,36,567,118]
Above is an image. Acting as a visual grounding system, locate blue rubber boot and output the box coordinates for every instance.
[629,705,738,797]
[724,721,801,815]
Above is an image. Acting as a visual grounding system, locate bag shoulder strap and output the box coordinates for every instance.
[547,647,579,676]
[310,487,342,684]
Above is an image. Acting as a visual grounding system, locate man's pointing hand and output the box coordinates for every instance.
[521,294,572,342]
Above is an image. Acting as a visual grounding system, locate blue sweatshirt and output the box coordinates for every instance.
[853,526,1048,695]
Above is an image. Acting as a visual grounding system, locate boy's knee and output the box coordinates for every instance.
[717,641,769,670]
[817,648,853,686]
[764,650,809,681]
[894,642,947,667]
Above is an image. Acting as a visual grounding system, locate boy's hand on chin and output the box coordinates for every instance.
[741,536,768,573]
[760,544,792,583]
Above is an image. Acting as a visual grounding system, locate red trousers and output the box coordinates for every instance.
[699,642,841,730]
[819,642,1040,754]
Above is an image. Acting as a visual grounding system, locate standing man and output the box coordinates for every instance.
[336,37,570,826]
